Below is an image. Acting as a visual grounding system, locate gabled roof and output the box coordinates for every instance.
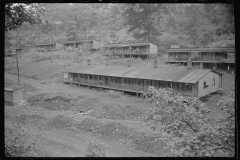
[166,47,235,53]
[61,39,100,44]
[64,65,221,84]
[36,43,57,46]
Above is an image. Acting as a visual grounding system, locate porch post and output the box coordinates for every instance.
[122,77,124,94]
[137,79,139,96]
[98,75,99,86]
[87,75,89,89]
[192,83,194,98]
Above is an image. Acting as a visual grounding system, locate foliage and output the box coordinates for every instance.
[5,3,44,32]
[5,122,39,157]
[144,87,235,157]
[84,140,107,157]
[66,20,79,41]
[122,4,166,42]
[5,4,234,49]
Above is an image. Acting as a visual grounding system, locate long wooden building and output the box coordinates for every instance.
[63,61,222,99]
[102,42,158,59]
[61,39,101,51]
[166,47,235,70]
[35,42,63,52]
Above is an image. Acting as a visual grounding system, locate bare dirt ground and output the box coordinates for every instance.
[4,51,235,157]
[5,73,167,157]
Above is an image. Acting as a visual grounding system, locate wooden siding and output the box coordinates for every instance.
[103,43,158,55]
[64,73,201,97]
[82,41,92,51]
[198,72,220,97]
[149,43,158,55]
[4,87,23,105]
[92,40,101,49]
[167,52,234,63]
[56,43,64,50]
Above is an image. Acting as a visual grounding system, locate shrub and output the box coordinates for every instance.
[5,122,38,157]
[144,87,235,157]
[31,54,40,61]
[84,140,107,157]
[54,54,60,59]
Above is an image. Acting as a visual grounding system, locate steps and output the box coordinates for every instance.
[217,88,226,95]
[193,99,211,113]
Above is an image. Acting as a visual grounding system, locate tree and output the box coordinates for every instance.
[5,3,44,32]
[122,4,167,42]
[71,4,98,39]
[144,87,235,157]
[66,20,79,41]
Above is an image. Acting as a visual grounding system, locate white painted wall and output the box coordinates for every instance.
[150,43,158,55]
[198,72,220,97]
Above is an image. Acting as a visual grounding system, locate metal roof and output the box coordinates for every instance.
[103,42,154,48]
[61,39,99,44]
[166,47,235,53]
[64,65,219,84]
[36,43,57,46]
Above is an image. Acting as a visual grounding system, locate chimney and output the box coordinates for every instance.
[187,60,192,69]
[154,60,158,68]
[87,59,90,65]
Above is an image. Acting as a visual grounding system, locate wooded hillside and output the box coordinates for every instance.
[5,3,235,51]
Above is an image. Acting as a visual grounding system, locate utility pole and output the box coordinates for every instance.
[15,29,20,86]
[16,52,20,86]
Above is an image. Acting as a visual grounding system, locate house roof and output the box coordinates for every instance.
[61,39,99,44]
[64,65,220,84]
[5,85,23,92]
[102,42,156,48]
[36,43,57,46]
[166,47,235,53]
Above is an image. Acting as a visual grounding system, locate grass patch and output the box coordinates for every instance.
[106,90,123,99]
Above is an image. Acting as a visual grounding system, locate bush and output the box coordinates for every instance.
[54,54,60,59]
[5,122,39,157]
[84,140,107,157]
[144,87,235,157]
[31,54,40,61]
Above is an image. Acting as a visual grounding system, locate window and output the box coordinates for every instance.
[168,82,171,88]
[187,84,192,90]
[89,75,93,79]
[130,79,134,85]
[213,79,215,86]
[99,76,103,80]
[203,81,208,89]
[110,77,114,82]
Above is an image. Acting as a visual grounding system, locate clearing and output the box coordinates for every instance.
[4,50,234,157]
